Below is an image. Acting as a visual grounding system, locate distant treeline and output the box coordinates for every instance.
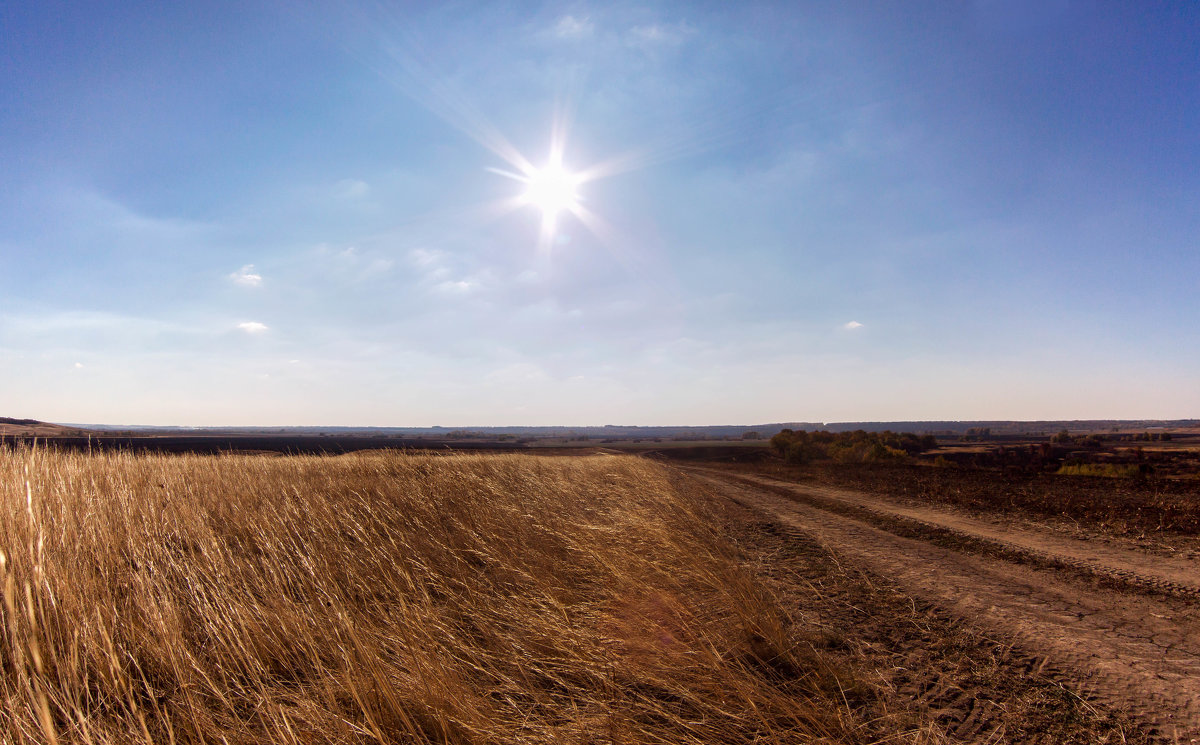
[1051,429,1174,446]
[0,417,41,426]
[770,429,938,464]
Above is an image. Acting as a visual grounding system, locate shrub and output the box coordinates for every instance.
[770,429,932,465]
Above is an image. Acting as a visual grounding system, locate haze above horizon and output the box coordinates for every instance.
[2,2,1197,426]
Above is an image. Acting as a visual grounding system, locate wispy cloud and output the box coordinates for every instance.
[435,279,477,295]
[1,310,177,336]
[553,15,593,39]
[229,264,263,287]
[312,244,395,280]
[843,321,864,330]
[333,179,370,200]
[627,22,694,48]
[408,247,457,285]
[68,188,212,241]
[409,248,440,266]
[236,321,269,334]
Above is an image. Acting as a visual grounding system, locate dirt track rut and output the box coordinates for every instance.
[688,469,1200,742]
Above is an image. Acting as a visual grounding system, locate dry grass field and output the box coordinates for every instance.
[0,448,879,744]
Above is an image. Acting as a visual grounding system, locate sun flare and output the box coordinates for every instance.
[486,130,612,252]
[521,162,580,218]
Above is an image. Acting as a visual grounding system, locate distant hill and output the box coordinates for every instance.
[9,418,1199,442]
[0,417,92,437]
[819,420,1200,436]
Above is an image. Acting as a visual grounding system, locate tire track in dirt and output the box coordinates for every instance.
[701,468,1200,599]
[689,470,1200,742]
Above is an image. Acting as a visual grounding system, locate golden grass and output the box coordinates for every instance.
[0,448,868,744]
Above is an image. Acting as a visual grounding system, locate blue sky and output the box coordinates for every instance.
[2,1,1197,425]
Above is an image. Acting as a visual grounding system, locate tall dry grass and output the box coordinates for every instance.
[0,448,865,744]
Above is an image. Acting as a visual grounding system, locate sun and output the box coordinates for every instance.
[521,162,580,218]
[486,132,610,252]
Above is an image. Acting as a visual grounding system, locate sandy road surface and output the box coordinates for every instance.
[687,468,1200,742]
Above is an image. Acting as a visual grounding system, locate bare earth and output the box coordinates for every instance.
[686,467,1200,743]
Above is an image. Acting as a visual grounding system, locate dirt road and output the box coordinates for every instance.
[687,468,1200,742]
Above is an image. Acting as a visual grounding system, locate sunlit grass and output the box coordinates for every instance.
[0,448,869,744]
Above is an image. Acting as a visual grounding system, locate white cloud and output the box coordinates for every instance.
[74,362,84,369]
[230,264,262,287]
[553,15,593,38]
[237,321,269,334]
[843,321,864,330]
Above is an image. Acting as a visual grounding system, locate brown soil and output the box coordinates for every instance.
[687,467,1200,743]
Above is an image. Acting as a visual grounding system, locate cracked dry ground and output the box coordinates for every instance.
[683,467,1200,744]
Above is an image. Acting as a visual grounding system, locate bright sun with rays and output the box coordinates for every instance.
[482,131,604,250]
[521,162,580,218]
[486,126,623,253]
